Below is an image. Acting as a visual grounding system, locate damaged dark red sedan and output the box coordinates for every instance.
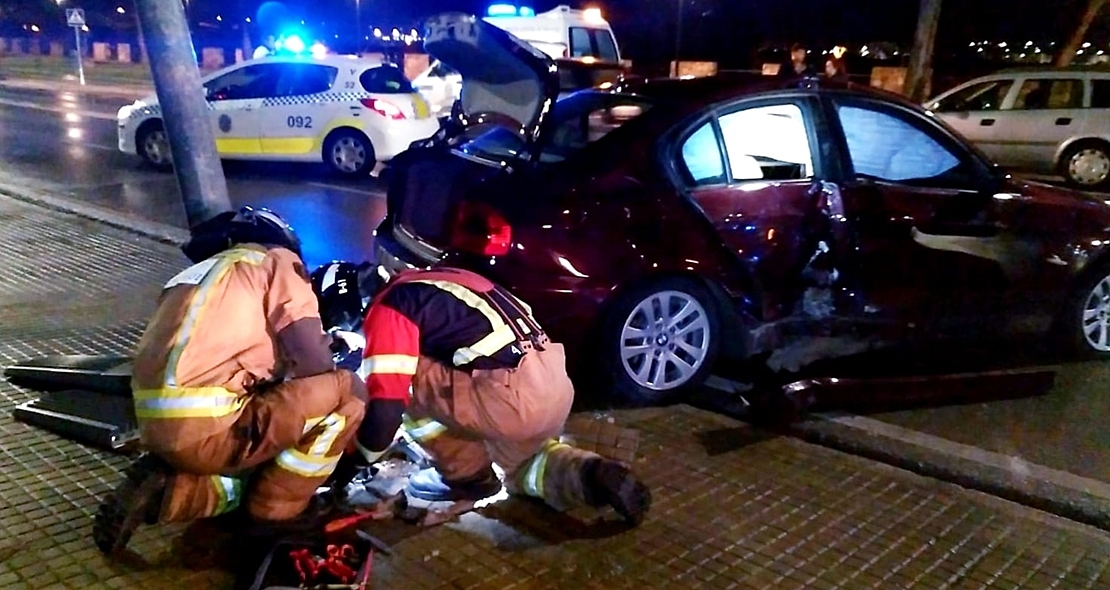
[375,13,1110,405]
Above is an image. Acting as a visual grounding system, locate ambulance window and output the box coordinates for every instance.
[569,27,593,58]
[592,30,618,62]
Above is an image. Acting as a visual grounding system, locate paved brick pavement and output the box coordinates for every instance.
[3,193,1110,590]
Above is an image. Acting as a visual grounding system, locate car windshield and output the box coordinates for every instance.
[458,91,652,165]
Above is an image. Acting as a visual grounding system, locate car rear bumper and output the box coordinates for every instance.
[369,118,441,161]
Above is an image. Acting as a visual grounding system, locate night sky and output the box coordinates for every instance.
[6,0,1106,67]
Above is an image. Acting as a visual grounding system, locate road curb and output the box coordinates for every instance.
[791,414,1110,532]
[0,181,190,246]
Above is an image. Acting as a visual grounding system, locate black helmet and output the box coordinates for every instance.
[181,206,302,263]
[311,261,390,332]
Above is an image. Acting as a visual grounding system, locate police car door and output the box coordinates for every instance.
[204,63,277,156]
[260,63,339,157]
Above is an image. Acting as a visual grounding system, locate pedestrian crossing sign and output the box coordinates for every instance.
[66,8,85,27]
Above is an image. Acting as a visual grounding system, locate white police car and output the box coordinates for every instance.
[117,54,439,175]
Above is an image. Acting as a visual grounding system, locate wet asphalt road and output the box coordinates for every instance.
[6,83,1110,488]
[0,84,386,268]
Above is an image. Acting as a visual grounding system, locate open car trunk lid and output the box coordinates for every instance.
[423,12,561,143]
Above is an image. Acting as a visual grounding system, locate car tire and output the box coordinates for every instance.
[136,121,173,171]
[1059,140,1110,190]
[323,129,375,176]
[1058,262,1110,359]
[600,277,721,406]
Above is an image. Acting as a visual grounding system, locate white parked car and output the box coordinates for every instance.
[926,67,1110,188]
[117,54,440,175]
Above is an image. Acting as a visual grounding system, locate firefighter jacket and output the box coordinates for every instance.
[357,267,546,448]
[131,244,335,452]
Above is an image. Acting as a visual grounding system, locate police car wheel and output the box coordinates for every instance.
[324,129,375,176]
[601,277,721,407]
[137,121,172,171]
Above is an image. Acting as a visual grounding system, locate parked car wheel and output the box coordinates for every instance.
[601,278,721,406]
[324,129,375,176]
[136,121,172,171]
[1060,141,1110,189]
[1059,263,1110,358]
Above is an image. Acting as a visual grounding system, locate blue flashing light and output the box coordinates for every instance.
[281,34,306,54]
[518,6,535,16]
[487,4,518,17]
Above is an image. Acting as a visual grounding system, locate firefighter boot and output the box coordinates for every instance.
[581,458,652,526]
[93,453,168,555]
[405,466,502,502]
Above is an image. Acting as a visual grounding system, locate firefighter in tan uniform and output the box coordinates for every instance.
[93,208,366,555]
[312,262,651,524]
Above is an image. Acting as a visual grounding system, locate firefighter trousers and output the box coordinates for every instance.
[406,343,599,510]
[154,370,366,522]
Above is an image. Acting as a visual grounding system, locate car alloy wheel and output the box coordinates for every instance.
[619,290,712,391]
[141,128,171,167]
[1067,146,1110,187]
[1081,273,1110,352]
[330,136,368,174]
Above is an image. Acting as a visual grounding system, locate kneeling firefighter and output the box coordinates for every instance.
[312,262,652,524]
[94,208,366,555]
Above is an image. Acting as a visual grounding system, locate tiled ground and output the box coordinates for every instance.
[2,194,1110,590]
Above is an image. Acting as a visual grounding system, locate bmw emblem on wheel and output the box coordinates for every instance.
[218,114,232,133]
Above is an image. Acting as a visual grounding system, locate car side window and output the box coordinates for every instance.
[1091,79,1110,108]
[929,80,1012,112]
[205,64,281,101]
[1010,78,1083,110]
[836,103,964,185]
[719,103,814,182]
[273,64,337,97]
[680,122,726,186]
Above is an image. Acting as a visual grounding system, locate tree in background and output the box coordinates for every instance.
[1056,0,1109,66]
[904,0,942,102]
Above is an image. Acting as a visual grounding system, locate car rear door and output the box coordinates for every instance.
[676,95,840,321]
[259,63,339,156]
[991,75,1086,172]
[827,94,1040,332]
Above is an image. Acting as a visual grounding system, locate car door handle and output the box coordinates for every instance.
[980,119,995,126]
[1055,117,1072,125]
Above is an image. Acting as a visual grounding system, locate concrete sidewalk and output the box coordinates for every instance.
[2,194,1110,589]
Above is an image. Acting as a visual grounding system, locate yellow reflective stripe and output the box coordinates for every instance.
[259,137,315,155]
[275,413,347,478]
[410,279,505,331]
[211,475,243,514]
[411,94,431,119]
[215,137,263,154]
[522,440,571,498]
[360,354,419,376]
[163,248,267,389]
[133,387,246,419]
[402,415,447,443]
[452,323,517,366]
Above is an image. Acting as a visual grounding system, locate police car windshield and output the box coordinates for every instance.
[458,91,651,165]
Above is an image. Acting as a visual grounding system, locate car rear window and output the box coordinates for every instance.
[360,66,416,94]
[459,92,651,164]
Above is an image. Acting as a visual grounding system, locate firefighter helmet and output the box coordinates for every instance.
[311,261,388,332]
[181,206,303,263]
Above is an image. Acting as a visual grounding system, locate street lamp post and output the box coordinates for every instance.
[355,0,362,54]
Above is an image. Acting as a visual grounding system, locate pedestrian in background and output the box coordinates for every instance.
[780,43,815,77]
[824,56,849,83]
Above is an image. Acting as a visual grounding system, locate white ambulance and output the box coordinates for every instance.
[414,4,622,118]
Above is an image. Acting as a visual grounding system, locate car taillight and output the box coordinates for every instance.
[450,201,512,257]
[360,98,406,120]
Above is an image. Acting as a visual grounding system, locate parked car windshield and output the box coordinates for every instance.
[458,91,652,164]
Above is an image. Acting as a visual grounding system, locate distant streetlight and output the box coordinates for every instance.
[216,15,222,21]
[355,0,362,51]
[117,6,125,13]
[30,24,41,32]
[373,27,381,38]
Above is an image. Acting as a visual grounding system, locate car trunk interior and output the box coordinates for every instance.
[388,151,502,248]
